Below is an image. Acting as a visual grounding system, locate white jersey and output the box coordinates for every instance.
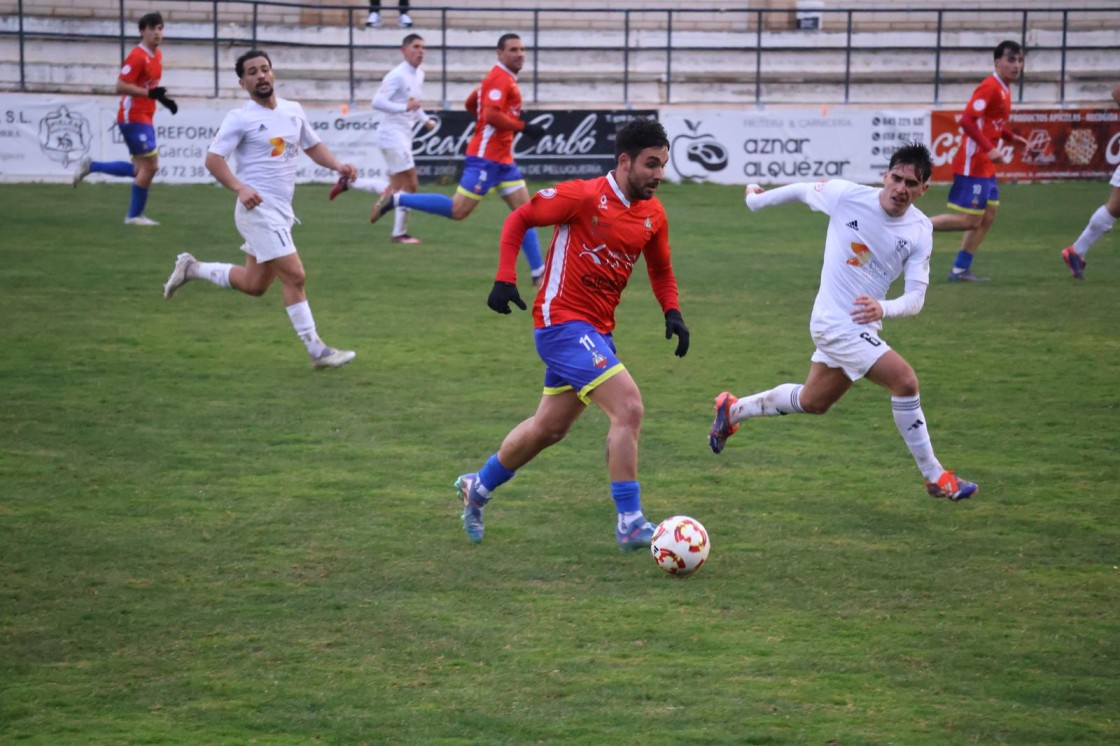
[208,97,321,220]
[748,180,932,331]
[372,60,427,151]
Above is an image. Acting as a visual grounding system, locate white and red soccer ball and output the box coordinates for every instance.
[650,515,710,576]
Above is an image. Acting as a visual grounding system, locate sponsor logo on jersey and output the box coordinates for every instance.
[846,219,859,230]
[846,242,871,267]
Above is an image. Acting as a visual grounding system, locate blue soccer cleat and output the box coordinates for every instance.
[456,472,487,543]
[925,470,978,501]
[1061,246,1086,280]
[709,391,740,454]
[616,518,656,552]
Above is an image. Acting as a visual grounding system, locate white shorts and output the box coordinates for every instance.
[235,201,297,262]
[380,145,415,176]
[1110,164,1120,188]
[809,323,893,381]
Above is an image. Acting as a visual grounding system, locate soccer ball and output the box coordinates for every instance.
[650,515,710,576]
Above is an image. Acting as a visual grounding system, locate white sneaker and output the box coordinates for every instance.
[311,347,356,369]
[125,215,160,226]
[399,12,413,28]
[163,252,196,299]
[365,11,381,27]
[72,156,91,187]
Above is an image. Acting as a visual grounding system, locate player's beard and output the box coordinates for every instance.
[251,82,274,102]
[628,173,658,201]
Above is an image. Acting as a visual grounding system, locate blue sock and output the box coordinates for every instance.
[953,250,974,272]
[397,192,454,218]
[127,184,149,219]
[477,453,516,494]
[91,160,135,177]
[610,480,641,515]
[521,227,543,275]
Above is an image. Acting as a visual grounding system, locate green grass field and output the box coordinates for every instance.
[2,178,1118,745]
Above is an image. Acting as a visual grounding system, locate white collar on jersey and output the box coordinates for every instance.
[606,171,630,208]
[495,62,518,79]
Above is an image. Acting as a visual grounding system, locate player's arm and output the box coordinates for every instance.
[643,222,689,357]
[464,87,480,115]
[205,151,262,210]
[957,111,1004,163]
[865,235,933,322]
[372,74,412,113]
[305,143,358,182]
[744,181,842,213]
[488,189,580,313]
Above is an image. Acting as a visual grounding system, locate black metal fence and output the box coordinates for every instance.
[5,1,1118,105]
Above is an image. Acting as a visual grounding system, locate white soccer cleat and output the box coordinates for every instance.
[163,252,196,299]
[311,347,356,369]
[72,156,91,187]
[125,215,160,226]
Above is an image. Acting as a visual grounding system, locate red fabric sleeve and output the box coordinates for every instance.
[999,126,1017,141]
[483,105,525,132]
[495,189,580,283]
[958,111,995,153]
[643,219,680,314]
[463,87,479,115]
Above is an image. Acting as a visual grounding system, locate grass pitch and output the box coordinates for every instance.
[2,179,1118,744]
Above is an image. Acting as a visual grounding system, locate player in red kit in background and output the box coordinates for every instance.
[930,40,1029,281]
[454,118,690,552]
[72,11,178,226]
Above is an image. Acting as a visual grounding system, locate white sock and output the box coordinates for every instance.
[190,261,232,288]
[392,205,409,237]
[891,395,943,482]
[286,300,326,357]
[618,510,644,531]
[351,177,389,194]
[1073,205,1116,258]
[731,383,804,423]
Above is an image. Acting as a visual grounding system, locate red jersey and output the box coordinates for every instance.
[951,73,1013,178]
[466,63,521,164]
[116,44,163,125]
[497,173,681,334]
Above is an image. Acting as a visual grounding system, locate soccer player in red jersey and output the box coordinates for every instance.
[452,118,691,551]
[930,40,1029,281]
[72,11,178,225]
[371,33,546,283]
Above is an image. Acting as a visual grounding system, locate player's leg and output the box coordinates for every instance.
[380,155,492,223]
[269,252,354,368]
[456,389,586,543]
[1063,169,1120,278]
[500,181,545,284]
[74,122,136,186]
[389,167,421,243]
[865,350,977,500]
[124,152,159,224]
[942,177,997,281]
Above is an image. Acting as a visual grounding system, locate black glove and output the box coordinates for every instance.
[147,86,167,99]
[521,123,546,143]
[156,94,178,115]
[664,309,690,358]
[487,281,527,315]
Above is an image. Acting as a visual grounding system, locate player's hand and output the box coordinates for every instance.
[157,94,178,115]
[664,309,690,358]
[237,185,264,210]
[424,118,437,131]
[744,183,764,204]
[850,295,883,325]
[987,147,1006,164]
[338,163,358,181]
[406,97,421,112]
[487,281,527,314]
[521,123,547,143]
[148,86,168,99]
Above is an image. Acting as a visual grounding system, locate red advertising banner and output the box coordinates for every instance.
[930,108,1120,182]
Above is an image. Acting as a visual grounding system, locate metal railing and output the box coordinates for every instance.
[4,1,1118,106]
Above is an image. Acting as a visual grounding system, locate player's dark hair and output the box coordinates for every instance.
[138,12,163,31]
[615,118,669,161]
[497,33,520,51]
[994,40,1022,60]
[888,142,933,183]
[235,49,272,78]
[402,33,423,47]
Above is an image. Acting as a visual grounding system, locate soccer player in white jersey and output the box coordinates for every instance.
[1060,83,1120,280]
[161,49,359,369]
[709,143,978,501]
[329,34,436,244]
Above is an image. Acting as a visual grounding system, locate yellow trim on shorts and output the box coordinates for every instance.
[132,146,159,159]
[945,202,985,216]
[455,186,485,201]
[542,363,626,406]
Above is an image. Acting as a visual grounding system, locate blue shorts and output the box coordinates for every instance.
[534,321,625,405]
[456,155,525,201]
[946,174,999,215]
[118,122,158,157]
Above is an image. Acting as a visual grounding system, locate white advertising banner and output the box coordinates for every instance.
[660,108,930,186]
[0,94,393,184]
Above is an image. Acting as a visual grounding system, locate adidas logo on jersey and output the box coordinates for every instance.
[846,219,859,230]
[258,124,267,131]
